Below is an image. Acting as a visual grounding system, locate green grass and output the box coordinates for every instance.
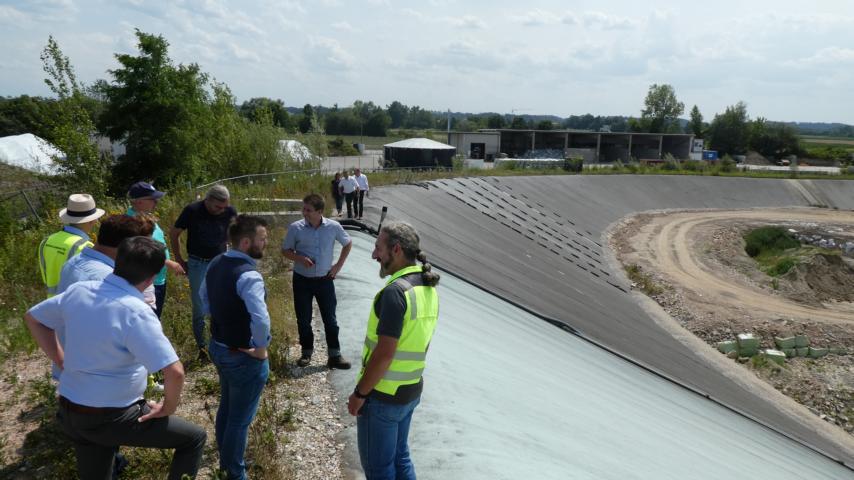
[625,264,664,296]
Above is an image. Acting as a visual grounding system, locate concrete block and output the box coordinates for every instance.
[794,335,810,348]
[774,336,797,349]
[829,347,848,355]
[808,347,828,358]
[762,349,787,365]
[737,334,759,356]
[795,347,809,357]
[782,348,797,358]
[717,340,737,354]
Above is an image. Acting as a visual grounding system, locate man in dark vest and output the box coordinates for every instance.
[200,215,271,480]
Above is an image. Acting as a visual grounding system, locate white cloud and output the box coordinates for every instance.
[512,8,561,26]
[331,21,358,32]
[307,36,356,71]
[581,11,638,30]
[445,15,486,29]
[0,5,28,24]
[790,47,854,66]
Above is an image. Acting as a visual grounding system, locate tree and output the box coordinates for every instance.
[640,84,684,133]
[686,105,704,137]
[486,114,505,129]
[298,104,314,133]
[98,30,211,188]
[41,36,109,196]
[707,101,750,156]
[510,116,529,129]
[239,97,292,130]
[0,95,54,138]
[748,118,801,159]
[387,101,409,128]
[536,120,554,130]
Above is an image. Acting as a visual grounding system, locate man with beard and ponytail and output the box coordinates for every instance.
[200,215,271,480]
[347,221,440,480]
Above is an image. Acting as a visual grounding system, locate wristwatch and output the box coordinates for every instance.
[353,387,370,399]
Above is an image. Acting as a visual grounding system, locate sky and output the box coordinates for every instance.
[2,0,854,124]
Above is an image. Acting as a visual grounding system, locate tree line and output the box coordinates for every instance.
[1,31,848,196]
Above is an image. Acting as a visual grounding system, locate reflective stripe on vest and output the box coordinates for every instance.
[358,265,439,396]
[39,230,92,297]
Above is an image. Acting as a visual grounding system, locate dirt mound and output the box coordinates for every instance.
[782,254,854,303]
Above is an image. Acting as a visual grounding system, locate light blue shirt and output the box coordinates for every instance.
[57,247,114,294]
[28,274,178,407]
[53,247,116,380]
[127,207,170,286]
[199,250,272,348]
[282,217,351,277]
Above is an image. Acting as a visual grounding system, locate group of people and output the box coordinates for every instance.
[26,177,440,480]
[331,168,370,219]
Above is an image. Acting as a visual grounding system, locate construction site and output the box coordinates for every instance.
[322,175,854,479]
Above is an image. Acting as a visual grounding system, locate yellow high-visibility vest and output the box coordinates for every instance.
[38,229,92,297]
[358,265,439,395]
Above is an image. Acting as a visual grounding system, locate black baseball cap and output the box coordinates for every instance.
[128,181,165,200]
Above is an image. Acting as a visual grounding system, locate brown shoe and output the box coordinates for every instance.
[327,356,351,370]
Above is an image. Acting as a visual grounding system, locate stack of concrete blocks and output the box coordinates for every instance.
[715,333,849,365]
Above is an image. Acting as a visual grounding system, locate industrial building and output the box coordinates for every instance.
[448,129,695,163]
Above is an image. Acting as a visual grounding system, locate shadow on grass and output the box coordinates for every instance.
[0,404,77,479]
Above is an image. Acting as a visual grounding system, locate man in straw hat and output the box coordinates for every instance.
[38,193,105,298]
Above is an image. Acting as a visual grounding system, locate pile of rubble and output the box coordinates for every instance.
[789,229,854,255]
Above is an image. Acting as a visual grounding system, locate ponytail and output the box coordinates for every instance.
[417,250,440,287]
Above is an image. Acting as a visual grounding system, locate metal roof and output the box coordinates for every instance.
[383,137,456,149]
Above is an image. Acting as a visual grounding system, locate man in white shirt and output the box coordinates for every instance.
[338,171,359,219]
[353,168,369,220]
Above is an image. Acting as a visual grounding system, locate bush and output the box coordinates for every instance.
[719,155,737,173]
[768,257,796,276]
[327,138,359,156]
[563,157,583,173]
[744,226,800,257]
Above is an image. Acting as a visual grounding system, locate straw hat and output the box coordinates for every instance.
[59,193,106,224]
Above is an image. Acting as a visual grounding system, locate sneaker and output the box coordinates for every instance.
[327,356,351,370]
[297,354,311,367]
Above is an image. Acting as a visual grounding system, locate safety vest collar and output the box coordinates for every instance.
[384,265,422,286]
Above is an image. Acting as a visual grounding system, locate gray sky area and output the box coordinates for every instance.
[2,0,853,124]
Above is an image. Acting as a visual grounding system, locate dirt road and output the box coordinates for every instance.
[613,206,854,438]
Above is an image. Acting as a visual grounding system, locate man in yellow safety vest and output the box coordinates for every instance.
[38,193,105,297]
[348,221,440,480]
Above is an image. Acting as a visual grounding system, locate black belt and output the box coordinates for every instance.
[59,396,130,415]
[188,254,213,262]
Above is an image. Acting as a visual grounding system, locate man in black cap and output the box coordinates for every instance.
[127,181,185,318]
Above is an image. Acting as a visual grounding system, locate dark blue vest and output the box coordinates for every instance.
[206,254,257,348]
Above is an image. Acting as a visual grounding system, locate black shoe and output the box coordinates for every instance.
[297,354,311,367]
[327,356,351,370]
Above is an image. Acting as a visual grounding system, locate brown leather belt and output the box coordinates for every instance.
[59,396,129,415]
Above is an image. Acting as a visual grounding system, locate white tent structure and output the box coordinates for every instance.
[0,133,63,175]
[278,139,316,164]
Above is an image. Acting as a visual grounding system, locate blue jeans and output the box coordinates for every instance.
[357,396,420,480]
[188,257,211,348]
[209,341,269,480]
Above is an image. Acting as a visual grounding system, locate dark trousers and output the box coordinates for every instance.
[344,192,355,218]
[334,195,344,214]
[356,190,366,218]
[154,283,167,318]
[57,398,206,480]
[292,272,340,356]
